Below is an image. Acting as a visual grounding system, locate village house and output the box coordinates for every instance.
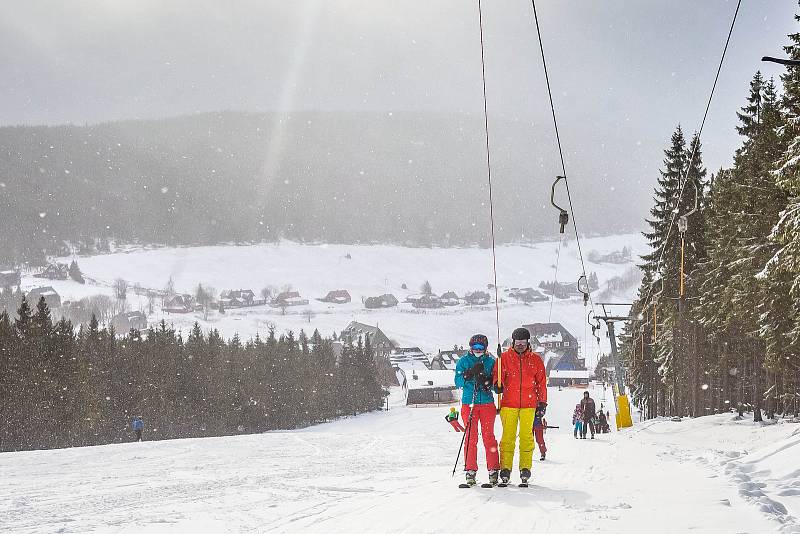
[272,291,309,307]
[319,290,351,304]
[439,291,460,306]
[0,270,21,288]
[110,311,148,333]
[163,294,193,313]
[220,289,256,307]
[341,321,396,360]
[429,349,464,370]
[412,294,443,309]
[464,291,491,305]
[364,293,398,309]
[26,286,61,309]
[34,263,69,280]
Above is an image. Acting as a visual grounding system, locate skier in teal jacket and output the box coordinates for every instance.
[454,334,500,486]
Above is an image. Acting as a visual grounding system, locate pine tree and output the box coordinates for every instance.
[766,11,800,414]
[68,260,85,284]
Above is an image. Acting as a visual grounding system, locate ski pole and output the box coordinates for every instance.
[451,375,480,477]
[496,343,502,412]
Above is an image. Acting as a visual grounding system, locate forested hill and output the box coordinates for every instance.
[0,111,642,264]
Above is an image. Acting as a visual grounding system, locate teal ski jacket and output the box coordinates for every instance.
[454,351,496,405]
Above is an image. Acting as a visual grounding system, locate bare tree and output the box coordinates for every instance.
[83,294,117,323]
[260,286,275,302]
[303,309,315,323]
[114,278,128,301]
[195,283,215,321]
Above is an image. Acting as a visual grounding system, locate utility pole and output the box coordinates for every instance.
[596,302,635,428]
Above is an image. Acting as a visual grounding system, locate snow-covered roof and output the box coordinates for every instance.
[407,368,455,389]
[538,332,563,343]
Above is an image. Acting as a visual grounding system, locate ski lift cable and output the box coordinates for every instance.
[643,0,742,310]
[530,0,597,318]
[476,0,502,349]
[547,232,564,323]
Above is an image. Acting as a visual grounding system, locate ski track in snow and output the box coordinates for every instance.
[2,385,797,533]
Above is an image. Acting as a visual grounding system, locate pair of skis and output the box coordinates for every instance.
[458,480,529,488]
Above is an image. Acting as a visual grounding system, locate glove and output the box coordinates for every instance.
[464,362,484,381]
[477,372,491,391]
[536,401,547,417]
[495,384,504,394]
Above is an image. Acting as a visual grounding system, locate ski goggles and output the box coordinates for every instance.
[470,343,486,351]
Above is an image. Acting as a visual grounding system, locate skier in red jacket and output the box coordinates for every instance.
[492,327,547,486]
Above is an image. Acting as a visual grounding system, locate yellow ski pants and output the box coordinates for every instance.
[499,407,536,471]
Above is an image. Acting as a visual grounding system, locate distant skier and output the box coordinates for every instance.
[445,407,465,432]
[492,327,547,486]
[580,391,596,439]
[572,403,583,438]
[597,410,609,433]
[454,334,500,487]
[533,408,548,461]
[132,415,144,442]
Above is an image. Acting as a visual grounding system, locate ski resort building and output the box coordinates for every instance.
[390,347,430,369]
[524,322,579,355]
[403,367,458,405]
[548,369,591,387]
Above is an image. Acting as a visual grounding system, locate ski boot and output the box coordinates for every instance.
[540,452,546,461]
[519,468,531,487]
[481,470,499,488]
[465,470,477,486]
[498,469,511,487]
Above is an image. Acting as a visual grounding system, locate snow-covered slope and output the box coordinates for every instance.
[35,234,646,367]
[2,384,797,533]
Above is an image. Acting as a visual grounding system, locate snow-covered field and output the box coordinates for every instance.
[2,383,798,533]
[29,234,646,367]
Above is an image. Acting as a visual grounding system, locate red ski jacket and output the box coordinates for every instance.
[492,348,547,409]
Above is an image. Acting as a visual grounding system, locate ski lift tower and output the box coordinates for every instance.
[596,302,635,429]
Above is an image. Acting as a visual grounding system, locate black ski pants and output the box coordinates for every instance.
[581,417,595,438]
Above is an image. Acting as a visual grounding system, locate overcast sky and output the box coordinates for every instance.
[1,0,797,221]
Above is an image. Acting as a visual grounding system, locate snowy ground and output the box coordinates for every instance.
[32,234,646,367]
[2,383,798,534]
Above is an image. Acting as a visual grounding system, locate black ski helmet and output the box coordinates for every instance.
[511,327,531,341]
[469,334,489,349]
